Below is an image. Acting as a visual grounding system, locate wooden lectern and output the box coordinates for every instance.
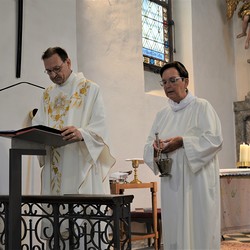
[0,125,73,250]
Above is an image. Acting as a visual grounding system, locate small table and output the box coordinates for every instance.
[110,182,159,250]
[131,208,161,248]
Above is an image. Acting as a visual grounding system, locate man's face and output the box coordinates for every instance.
[44,54,71,85]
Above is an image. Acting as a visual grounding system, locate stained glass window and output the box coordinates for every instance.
[142,0,172,72]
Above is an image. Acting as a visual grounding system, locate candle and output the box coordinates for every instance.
[248,146,250,162]
[240,143,249,162]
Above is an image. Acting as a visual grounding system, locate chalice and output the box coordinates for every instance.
[126,158,144,184]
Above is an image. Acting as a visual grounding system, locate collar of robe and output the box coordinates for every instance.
[168,91,196,112]
[58,71,77,87]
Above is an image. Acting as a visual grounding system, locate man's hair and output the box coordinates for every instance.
[160,61,189,78]
[41,47,69,62]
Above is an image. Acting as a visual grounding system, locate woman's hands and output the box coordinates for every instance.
[153,136,183,154]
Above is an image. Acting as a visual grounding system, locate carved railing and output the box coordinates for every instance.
[0,194,133,250]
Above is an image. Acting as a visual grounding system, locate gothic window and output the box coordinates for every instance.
[142,0,173,73]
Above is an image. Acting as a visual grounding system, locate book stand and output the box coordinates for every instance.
[0,126,72,250]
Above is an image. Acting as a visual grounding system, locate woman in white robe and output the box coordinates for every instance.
[143,61,223,250]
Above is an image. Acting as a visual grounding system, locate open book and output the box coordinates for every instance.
[0,125,61,136]
[0,125,73,147]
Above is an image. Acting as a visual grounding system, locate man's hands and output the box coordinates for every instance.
[61,126,83,141]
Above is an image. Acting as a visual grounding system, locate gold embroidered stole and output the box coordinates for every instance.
[44,77,90,194]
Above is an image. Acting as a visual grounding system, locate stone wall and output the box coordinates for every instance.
[234,92,250,161]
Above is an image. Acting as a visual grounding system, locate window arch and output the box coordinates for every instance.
[142,0,173,73]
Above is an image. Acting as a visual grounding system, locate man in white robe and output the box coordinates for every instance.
[32,47,115,248]
[143,61,223,250]
[33,72,114,195]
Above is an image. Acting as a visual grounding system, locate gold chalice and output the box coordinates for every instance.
[126,158,144,184]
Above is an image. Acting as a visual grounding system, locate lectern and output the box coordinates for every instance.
[0,125,72,250]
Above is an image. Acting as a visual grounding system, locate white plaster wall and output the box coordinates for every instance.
[0,0,77,194]
[191,0,237,168]
[76,0,164,209]
[173,0,194,93]
[0,0,248,210]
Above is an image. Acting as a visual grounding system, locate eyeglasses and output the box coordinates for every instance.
[44,62,65,75]
[160,77,184,87]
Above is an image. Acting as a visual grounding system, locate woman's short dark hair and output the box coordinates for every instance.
[41,47,68,62]
[160,61,189,78]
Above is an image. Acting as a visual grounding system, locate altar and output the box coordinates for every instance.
[220,168,250,234]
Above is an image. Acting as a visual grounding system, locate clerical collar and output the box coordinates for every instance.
[59,71,76,87]
[168,91,196,112]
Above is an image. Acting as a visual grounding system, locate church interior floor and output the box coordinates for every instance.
[222,232,250,243]
[131,232,250,249]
